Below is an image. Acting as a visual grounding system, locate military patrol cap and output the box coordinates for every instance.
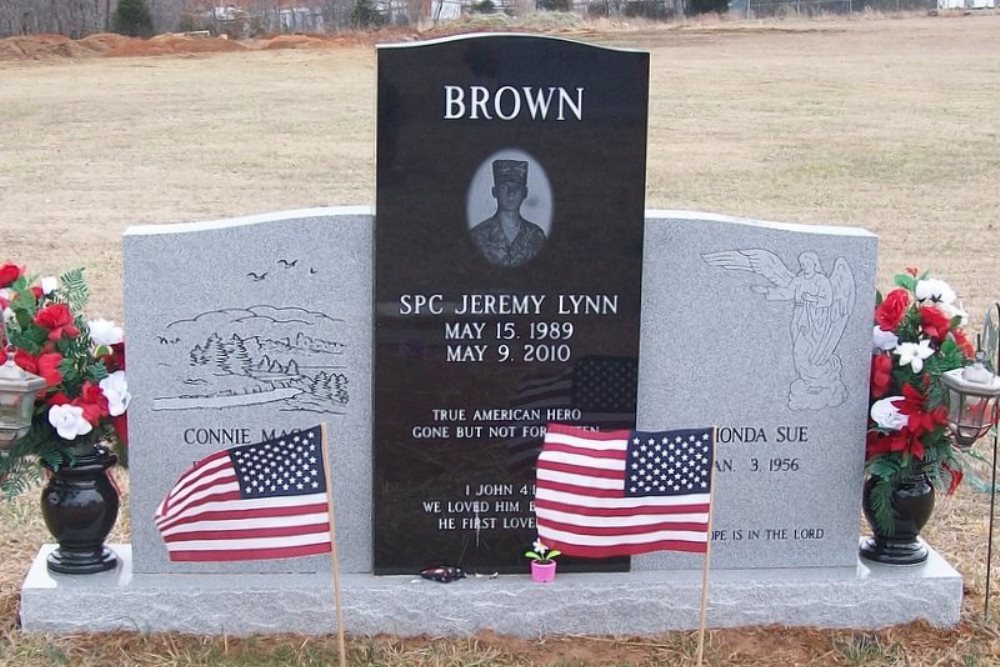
[492,160,528,186]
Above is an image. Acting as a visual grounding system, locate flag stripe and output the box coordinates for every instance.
[535,486,710,509]
[154,489,244,529]
[165,469,239,510]
[539,442,625,470]
[535,496,710,517]
[155,493,326,532]
[540,523,708,547]
[536,515,708,537]
[158,509,330,537]
[164,531,332,551]
[535,505,708,526]
[536,467,624,491]
[166,542,332,562]
[162,522,331,543]
[165,451,230,501]
[536,459,623,479]
[545,538,710,558]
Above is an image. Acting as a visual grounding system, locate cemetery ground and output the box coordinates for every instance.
[1,10,1000,666]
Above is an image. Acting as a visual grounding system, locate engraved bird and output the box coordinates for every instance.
[157,335,169,344]
[309,267,319,275]
[277,259,298,268]
[247,272,268,281]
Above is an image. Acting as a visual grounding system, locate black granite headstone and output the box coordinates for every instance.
[374,34,649,575]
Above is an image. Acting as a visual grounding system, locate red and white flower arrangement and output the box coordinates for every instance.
[865,267,974,531]
[0,262,128,496]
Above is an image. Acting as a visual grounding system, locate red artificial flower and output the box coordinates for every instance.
[893,384,948,436]
[35,352,64,388]
[73,381,109,426]
[866,430,922,460]
[13,349,63,388]
[870,354,893,399]
[954,329,976,359]
[33,303,80,341]
[943,463,964,495]
[47,392,71,406]
[919,306,951,343]
[876,289,911,331]
[101,341,126,373]
[0,263,22,288]
[113,413,128,448]
[13,349,36,374]
[906,267,919,277]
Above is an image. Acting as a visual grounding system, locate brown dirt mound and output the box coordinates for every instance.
[78,32,133,53]
[106,34,248,57]
[262,34,334,50]
[0,33,98,60]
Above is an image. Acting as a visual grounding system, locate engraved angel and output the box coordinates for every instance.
[702,249,856,411]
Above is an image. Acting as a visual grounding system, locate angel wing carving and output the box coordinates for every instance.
[811,257,855,366]
[702,249,856,411]
[701,249,796,288]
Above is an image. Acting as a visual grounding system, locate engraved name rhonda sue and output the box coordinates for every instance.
[702,249,856,411]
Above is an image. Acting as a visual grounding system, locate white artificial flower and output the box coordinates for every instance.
[99,371,131,417]
[48,405,93,440]
[915,278,956,305]
[2,307,12,324]
[533,539,547,554]
[40,276,58,295]
[0,288,11,302]
[870,397,908,431]
[872,326,899,352]
[88,318,124,346]
[894,339,935,373]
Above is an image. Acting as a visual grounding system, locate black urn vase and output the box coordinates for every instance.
[860,474,935,566]
[40,444,120,574]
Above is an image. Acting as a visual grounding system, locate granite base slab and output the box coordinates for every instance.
[21,544,961,636]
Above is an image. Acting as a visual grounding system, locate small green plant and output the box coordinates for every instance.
[470,0,497,13]
[524,539,561,563]
[351,0,386,27]
[113,0,154,37]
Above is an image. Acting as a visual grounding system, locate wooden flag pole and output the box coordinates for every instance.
[696,426,718,667]
[320,423,347,667]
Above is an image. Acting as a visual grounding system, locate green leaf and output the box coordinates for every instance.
[869,478,897,536]
[87,364,109,382]
[59,268,89,313]
[547,550,561,560]
[874,290,884,307]
[524,551,541,560]
[894,274,916,292]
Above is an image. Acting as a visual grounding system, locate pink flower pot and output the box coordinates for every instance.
[530,560,557,583]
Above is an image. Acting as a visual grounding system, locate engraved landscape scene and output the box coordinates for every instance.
[152,305,350,414]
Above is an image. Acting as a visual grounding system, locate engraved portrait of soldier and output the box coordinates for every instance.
[468,157,550,268]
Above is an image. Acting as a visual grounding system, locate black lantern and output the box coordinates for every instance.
[0,349,47,450]
[950,304,1000,621]
[941,350,1000,450]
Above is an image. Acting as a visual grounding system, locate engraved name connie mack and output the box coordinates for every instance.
[443,85,585,121]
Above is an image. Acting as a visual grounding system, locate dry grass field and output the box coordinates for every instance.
[2,11,1000,666]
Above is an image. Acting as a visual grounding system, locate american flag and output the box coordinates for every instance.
[535,423,714,558]
[505,356,637,469]
[154,425,332,562]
